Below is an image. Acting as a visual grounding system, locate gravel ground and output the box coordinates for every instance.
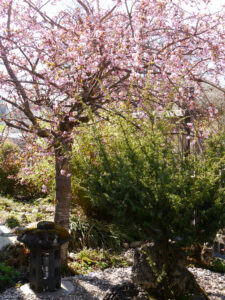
[188,267,225,300]
[0,266,224,300]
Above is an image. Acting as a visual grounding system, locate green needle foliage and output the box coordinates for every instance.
[71,116,225,249]
[0,263,20,292]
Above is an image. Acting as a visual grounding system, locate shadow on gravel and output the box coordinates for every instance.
[0,289,24,300]
[74,274,116,291]
[208,292,225,300]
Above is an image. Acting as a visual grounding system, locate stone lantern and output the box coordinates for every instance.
[17,221,70,292]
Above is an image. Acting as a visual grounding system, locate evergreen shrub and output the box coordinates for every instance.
[0,262,20,291]
[71,117,225,248]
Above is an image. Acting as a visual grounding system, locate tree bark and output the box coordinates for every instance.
[54,142,72,265]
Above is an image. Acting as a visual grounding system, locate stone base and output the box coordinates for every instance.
[20,279,74,298]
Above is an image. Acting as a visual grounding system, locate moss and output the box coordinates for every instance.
[23,222,70,240]
[37,221,55,230]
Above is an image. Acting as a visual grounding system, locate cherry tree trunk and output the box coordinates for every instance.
[54,144,72,265]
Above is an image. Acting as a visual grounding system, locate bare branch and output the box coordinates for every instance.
[7,0,13,36]
[100,5,117,23]
[195,78,225,93]
[125,0,134,38]
[108,70,131,90]
[76,0,90,15]
[0,95,25,112]
[2,119,31,133]
[23,0,72,33]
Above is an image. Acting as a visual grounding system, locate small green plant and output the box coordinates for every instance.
[35,212,46,221]
[0,262,20,291]
[210,258,225,273]
[69,216,130,251]
[5,216,20,229]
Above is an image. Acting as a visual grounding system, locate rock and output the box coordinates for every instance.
[14,226,27,234]
[120,249,135,266]
[130,241,143,248]
[201,244,214,266]
[123,243,129,249]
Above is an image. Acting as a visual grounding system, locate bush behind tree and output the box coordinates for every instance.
[0,141,43,199]
[0,141,21,196]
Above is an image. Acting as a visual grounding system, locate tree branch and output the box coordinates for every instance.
[76,0,90,15]
[195,78,225,93]
[100,5,117,23]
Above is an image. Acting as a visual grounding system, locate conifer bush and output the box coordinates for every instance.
[71,116,225,296]
[71,116,225,254]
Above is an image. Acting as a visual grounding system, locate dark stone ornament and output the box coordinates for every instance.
[17,221,70,292]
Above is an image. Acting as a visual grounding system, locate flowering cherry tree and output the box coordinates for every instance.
[0,0,224,260]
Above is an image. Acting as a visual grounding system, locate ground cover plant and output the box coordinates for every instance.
[0,262,20,292]
[68,248,129,275]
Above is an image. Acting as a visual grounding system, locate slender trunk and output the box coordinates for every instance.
[54,142,72,264]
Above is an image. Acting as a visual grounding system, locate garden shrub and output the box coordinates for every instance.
[0,141,20,196]
[0,140,42,199]
[5,216,20,229]
[72,119,225,245]
[17,140,55,200]
[0,262,20,292]
[210,258,225,273]
[71,116,225,297]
